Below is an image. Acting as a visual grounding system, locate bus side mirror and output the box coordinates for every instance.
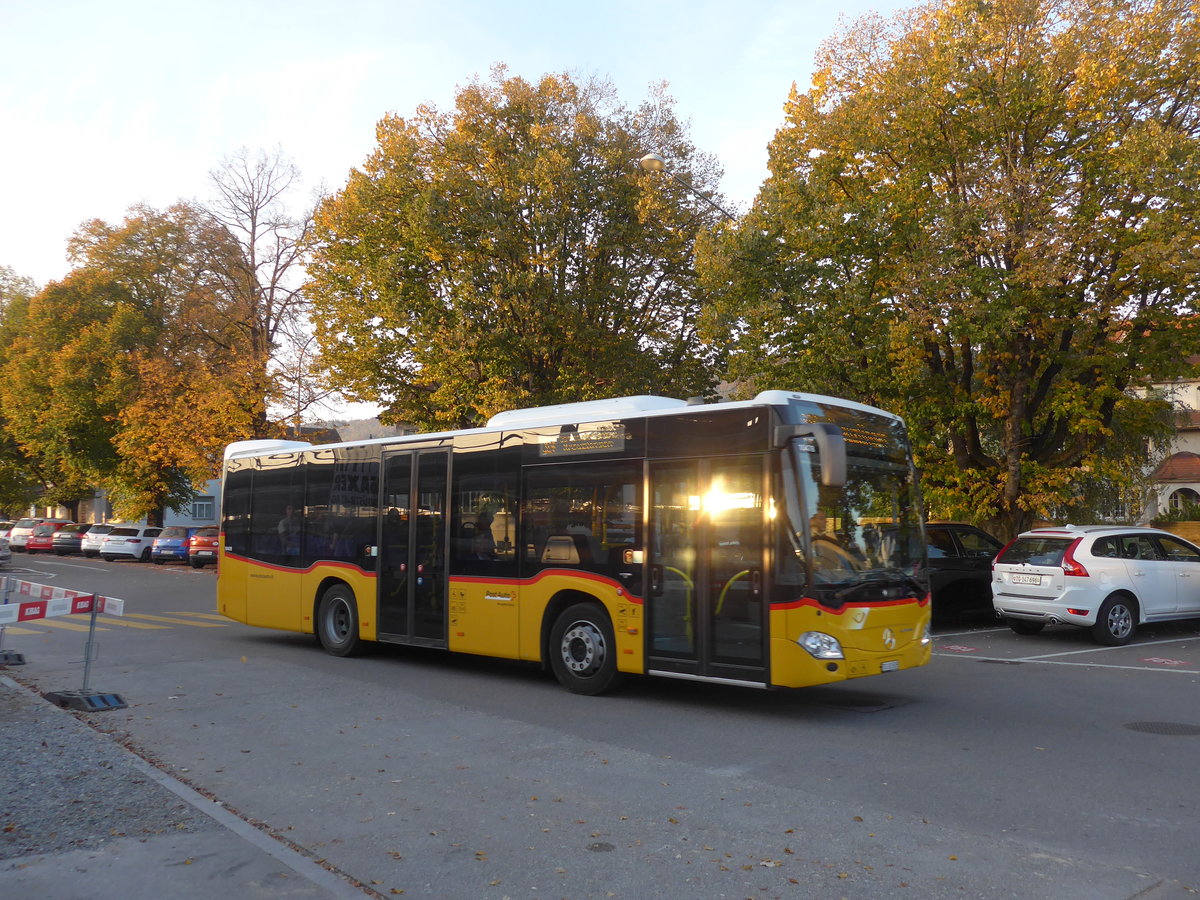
[774,423,847,488]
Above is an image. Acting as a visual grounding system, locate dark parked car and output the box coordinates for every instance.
[52,523,92,556]
[925,522,1004,619]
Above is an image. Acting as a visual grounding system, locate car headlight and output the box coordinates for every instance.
[798,631,844,659]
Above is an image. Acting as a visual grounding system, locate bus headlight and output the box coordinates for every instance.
[921,623,932,646]
[798,631,844,660]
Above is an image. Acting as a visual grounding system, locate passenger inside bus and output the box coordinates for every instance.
[471,513,497,559]
[809,510,861,580]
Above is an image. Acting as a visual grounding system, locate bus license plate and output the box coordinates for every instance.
[881,660,899,673]
[1011,573,1042,585]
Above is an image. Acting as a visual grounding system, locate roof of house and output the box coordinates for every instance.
[1155,451,1200,482]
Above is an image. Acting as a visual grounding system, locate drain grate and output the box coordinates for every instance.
[1124,721,1200,736]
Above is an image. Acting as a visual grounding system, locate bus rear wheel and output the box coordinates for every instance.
[549,603,620,695]
[317,584,362,657]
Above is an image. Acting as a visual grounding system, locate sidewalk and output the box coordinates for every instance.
[0,674,368,900]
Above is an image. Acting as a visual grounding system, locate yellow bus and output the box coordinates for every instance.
[217,391,931,694]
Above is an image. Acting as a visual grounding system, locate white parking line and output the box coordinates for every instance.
[934,626,1009,637]
[933,652,1200,674]
[1020,633,1200,660]
[27,560,110,572]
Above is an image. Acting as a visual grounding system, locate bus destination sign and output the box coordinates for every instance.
[537,423,627,457]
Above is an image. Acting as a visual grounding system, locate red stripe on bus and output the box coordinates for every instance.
[225,554,376,578]
[224,556,643,603]
[772,595,927,613]
[450,569,644,603]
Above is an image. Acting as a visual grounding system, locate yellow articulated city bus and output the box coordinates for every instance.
[217,391,932,694]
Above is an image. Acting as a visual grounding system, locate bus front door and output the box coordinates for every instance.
[378,449,449,645]
[647,457,767,685]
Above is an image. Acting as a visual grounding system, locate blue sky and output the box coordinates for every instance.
[2,0,909,288]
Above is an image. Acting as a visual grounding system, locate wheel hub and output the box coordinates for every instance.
[329,600,351,639]
[561,623,606,674]
[1107,604,1132,639]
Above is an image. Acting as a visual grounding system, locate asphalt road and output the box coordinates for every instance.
[3,554,1199,899]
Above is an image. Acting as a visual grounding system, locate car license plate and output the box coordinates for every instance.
[1011,573,1042,585]
[198,550,214,556]
[881,660,899,673]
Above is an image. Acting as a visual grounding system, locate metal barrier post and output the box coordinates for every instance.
[41,592,127,712]
[0,575,25,666]
[79,594,99,694]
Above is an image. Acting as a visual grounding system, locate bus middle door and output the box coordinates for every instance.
[378,448,449,646]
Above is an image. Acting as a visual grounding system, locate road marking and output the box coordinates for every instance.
[29,560,110,571]
[934,652,1200,674]
[935,626,1008,637]
[1020,633,1200,660]
[0,625,48,635]
[124,612,226,627]
[166,611,233,622]
[21,618,110,633]
[85,618,168,630]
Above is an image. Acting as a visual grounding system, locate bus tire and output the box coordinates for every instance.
[548,603,621,695]
[317,584,362,657]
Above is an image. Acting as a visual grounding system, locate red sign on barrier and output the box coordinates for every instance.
[18,601,47,621]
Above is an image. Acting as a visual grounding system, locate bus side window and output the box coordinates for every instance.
[450,445,519,578]
[521,461,640,579]
[248,454,303,566]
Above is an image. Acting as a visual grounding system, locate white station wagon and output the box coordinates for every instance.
[992,525,1200,645]
[100,525,163,562]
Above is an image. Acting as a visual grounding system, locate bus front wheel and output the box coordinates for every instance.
[548,603,621,695]
[317,584,362,657]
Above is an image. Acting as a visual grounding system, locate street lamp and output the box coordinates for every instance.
[638,152,736,221]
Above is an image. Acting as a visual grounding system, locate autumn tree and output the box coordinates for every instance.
[0,206,260,521]
[702,0,1200,538]
[0,267,44,513]
[307,67,726,429]
[208,148,325,433]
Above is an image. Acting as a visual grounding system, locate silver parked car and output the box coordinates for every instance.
[992,525,1200,645]
[80,524,115,558]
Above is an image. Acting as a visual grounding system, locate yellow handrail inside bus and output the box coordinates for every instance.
[715,569,751,616]
[664,566,695,641]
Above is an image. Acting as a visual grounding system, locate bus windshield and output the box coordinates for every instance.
[779,438,925,606]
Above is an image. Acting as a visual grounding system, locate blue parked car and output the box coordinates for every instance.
[151,526,197,564]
